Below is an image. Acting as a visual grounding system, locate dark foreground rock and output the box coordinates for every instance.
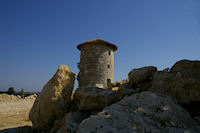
[29,65,76,131]
[77,92,200,133]
[51,111,91,133]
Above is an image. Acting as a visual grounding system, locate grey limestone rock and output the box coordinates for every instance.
[77,92,200,133]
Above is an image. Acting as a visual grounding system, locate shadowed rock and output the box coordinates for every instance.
[150,60,200,116]
[128,66,157,85]
[51,111,90,133]
[170,60,200,79]
[74,87,120,111]
[128,66,157,90]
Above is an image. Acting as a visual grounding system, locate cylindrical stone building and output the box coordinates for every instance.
[77,38,117,89]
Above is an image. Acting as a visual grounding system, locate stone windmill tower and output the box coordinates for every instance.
[77,38,117,89]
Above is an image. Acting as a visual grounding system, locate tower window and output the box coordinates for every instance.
[107,79,112,89]
[108,65,110,68]
[108,51,111,55]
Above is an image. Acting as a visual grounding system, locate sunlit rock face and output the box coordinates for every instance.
[77,92,200,133]
[29,65,76,131]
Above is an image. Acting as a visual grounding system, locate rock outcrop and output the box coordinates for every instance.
[170,60,200,79]
[29,65,76,131]
[77,92,200,133]
[25,60,200,132]
[150,71,200,104]
[128,66,157,84]
[150,60,200,116]
[128,66,157,90]
[74,87,120,111]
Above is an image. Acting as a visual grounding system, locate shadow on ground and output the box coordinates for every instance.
[0,126,40,133]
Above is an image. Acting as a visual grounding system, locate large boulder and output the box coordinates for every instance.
[170,60,200,79]
[151,72,200,104]
[150,71,177,97]
[74,87,120,111]
[150,60,200,116]
[29,65,76,131]
[128,66,157,90]
[77,92,200,133]
[128,66,157,84]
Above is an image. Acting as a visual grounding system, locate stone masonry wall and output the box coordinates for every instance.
[79,43,114,89]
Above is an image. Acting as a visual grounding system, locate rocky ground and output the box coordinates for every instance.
[0,60,200,133]
[0,94,36,130]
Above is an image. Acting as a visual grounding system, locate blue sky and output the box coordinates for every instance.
[0,0,200,92]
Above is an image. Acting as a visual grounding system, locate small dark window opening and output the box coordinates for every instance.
[107,79,112,89]
[108,51,111,55]
[108,65,110,68]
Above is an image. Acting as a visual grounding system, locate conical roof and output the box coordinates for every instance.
[77,38,117,51]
